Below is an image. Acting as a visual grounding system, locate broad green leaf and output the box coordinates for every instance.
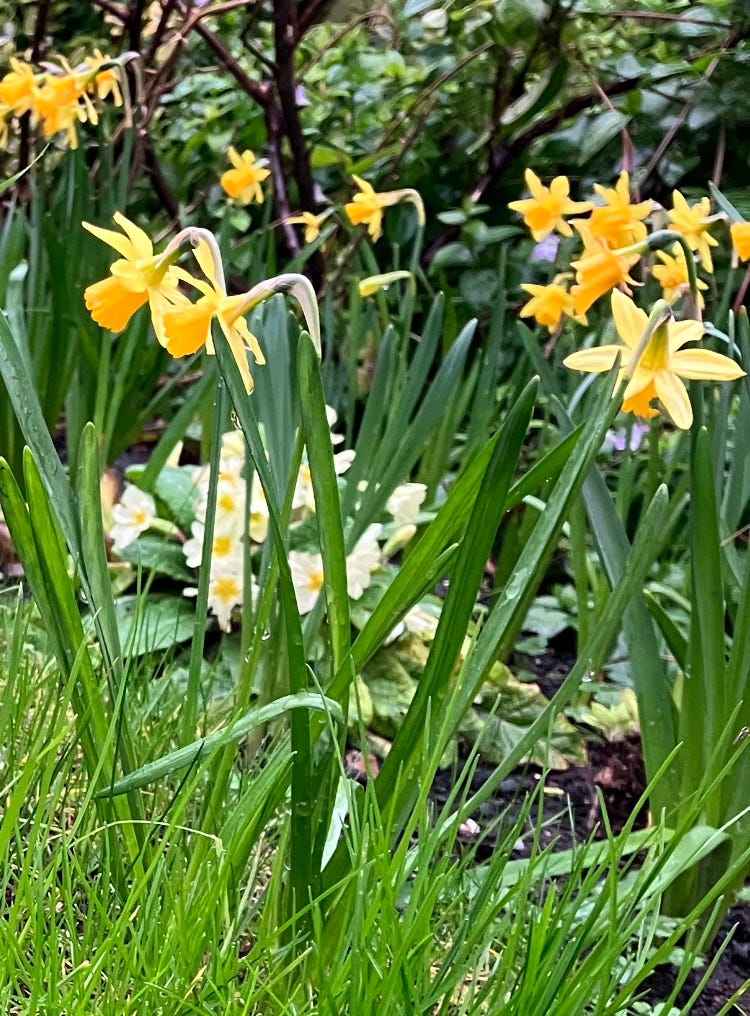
[114,594,197,656]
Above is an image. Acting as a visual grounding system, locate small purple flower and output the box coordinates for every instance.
[531,234,560,262]
[603,422,649,454]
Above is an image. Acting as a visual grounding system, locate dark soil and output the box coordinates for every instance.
[425,641,750,1015]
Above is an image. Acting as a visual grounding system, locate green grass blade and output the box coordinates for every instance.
[297,333,351,676]
[374,379,538,830]
[97,692,343,797]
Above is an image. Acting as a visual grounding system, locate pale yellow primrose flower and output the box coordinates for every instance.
[290,550,326,615]
[345,175,425,242]
[110,484,156,550]
[564,289,745,429]
[387,483,427,527]
[346,524,382,600]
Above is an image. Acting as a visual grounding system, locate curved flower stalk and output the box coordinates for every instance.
[564,290,745,429]
[344,175,425,242]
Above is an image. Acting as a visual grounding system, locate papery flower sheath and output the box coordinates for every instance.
[564,290,745,429]
[508,169,591,242]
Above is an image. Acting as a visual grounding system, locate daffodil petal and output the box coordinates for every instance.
[670,348,746,381]
[611,289,648,349]
[667,319,704,352]
[653,370,693,429]
[113,212,153,261]
[563,345,624,373]
[163,303,214,357]
[84,276,147,332]
[83,221,137,261]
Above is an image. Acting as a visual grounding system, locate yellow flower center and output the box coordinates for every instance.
[213,535,233,557]
[639,323,670,372]
[212,576,240,603]
[306,570,325,595]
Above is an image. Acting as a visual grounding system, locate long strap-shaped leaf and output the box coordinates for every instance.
[97,692,343,797]
[373,378,538,832]
[210,320,313,918]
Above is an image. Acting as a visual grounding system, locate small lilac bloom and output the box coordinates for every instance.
[603,422,648,454]
[532,234,560,262]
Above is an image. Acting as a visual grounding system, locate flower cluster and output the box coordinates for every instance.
[215,144,424,250]
[0,51,123,150]
[508,169,750,332]
[106,418,427,631]
[83,215,319,393]
[509,170,747,429]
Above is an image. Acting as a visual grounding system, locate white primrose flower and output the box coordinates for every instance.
[110,484,156,550]
[325,405,345,444]
[293,450,356,513]
[183,522,243,572]
[346,524,382,600]
[387,482,427,527]
[289,550,325,614]
[249,475,269,543]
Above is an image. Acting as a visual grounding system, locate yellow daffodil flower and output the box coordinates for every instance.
[83,212,187,343]
[667,191,719,273]
[652,243,707,308]
[84,49,123,106]
[730,222,750,262]
[162,233,320,393]
[519,280,585,333]
[344,175,425,243]
[0,58,38,116]
[579,172,652,249]
[564,289,745,429]
[508,169,591,242]
[162,238,266,393]
[220,147,270,205]
[32,68,98,148]
[569,227,641,315]
[285,211,325,244]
